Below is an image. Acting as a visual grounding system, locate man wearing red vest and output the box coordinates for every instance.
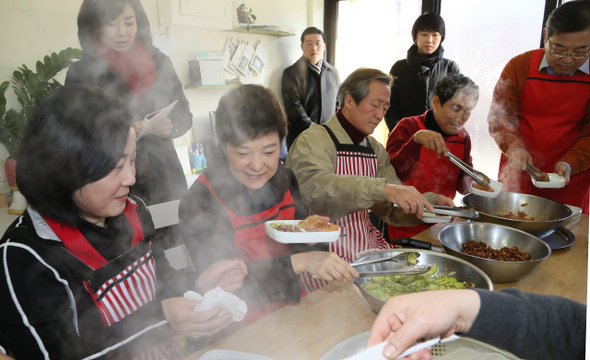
[488,1,590,213]
[386,74,479,239]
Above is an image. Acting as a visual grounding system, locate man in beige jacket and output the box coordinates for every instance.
[286,68,453,264]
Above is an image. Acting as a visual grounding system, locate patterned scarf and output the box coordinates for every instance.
[96,39,156,99]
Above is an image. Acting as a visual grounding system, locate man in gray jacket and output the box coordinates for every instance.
[282,27,340,148]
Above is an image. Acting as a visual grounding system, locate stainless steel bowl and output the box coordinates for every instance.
[438,222,552,283]
[353,249,493,314]
[462,191,572,237]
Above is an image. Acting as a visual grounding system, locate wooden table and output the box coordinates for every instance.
[413,215,588,304]
[185,215,588,359]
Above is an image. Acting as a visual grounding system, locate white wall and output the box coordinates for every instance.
[0,0,323,153]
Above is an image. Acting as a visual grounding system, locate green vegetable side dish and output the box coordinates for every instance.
[269,222,302,230]
[269,222,285,229]
[361,264,473,301]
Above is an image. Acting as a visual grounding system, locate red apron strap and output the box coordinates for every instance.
[44,199,145,270]
[197,173,294,263]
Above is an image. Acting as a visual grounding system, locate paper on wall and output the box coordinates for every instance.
[136,100,178,141]
[249,41,269,76]
[229,41,247,74]
[236,43,254,77]
[223,37,239,76]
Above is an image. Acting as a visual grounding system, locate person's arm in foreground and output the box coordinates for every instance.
[366,288,586,360]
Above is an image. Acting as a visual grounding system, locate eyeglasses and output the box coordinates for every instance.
[547,40,590,59]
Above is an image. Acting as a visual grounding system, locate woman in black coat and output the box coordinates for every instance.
[384,13,460,132]
[66,0,193,249]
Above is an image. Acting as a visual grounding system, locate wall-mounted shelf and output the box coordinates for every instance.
[224,27,295,37]
[185,84,238,89]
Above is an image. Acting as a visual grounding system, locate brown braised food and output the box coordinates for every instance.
[298,215,340,232]
[473,182,494,192]
[462,240,532,261]
[539,172,550,181]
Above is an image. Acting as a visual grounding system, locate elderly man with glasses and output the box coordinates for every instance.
[488,1,590,213]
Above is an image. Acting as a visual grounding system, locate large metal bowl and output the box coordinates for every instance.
[353,249,493,314]
[462,191,572,237]
[439,222,552,283]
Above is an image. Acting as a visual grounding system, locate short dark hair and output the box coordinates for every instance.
[338,68,392,107]
[17,85,133,227]
[546,1,590,38]
[77,0,153,57]
[215,85,287,146]
[412,12,446,42]
[301,27,326,43]
[434,74,480,106]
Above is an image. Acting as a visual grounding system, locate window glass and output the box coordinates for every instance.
[336,0,422,144]
[441,0,545,186]
[336,0,545,202]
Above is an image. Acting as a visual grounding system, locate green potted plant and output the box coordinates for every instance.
[236,3,256,30]
[0,47,82,190]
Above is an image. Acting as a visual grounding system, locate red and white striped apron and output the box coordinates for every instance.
[45,201,180,359]
[301,125,393,292]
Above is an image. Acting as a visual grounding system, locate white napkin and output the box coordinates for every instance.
[184,287,247,322]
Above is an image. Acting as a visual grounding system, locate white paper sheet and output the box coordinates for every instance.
[136,100,178,141]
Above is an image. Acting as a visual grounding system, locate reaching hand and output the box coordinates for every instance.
[291,251,358,283]
[162,297,233,338]
[366,290,481,359]
[195,258,248,294]
[413,130,448,158]
[508,148,531,171]
[384,184,434,218]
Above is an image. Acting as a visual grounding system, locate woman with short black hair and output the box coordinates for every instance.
[179,85,357,337]
[66,0,192,249]
[0,85,246,360]
[384,12,460,132]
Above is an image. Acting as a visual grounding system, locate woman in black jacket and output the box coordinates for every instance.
[0,85,246,360]
[384,13,460,132]
[66,0,192,249]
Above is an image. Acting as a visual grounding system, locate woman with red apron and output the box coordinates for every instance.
[178,85,357,341]
[498,49,590,212]
[0,86,242,360]
[197,173,301,328]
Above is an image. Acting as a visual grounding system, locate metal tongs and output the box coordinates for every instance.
[351,252,431,276]
[423,205,479,219]
[526,162,546,182]
[393,204,479,219]
[446,151,490,187]
[350,252,416,267]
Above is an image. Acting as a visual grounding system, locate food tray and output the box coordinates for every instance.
[422,213,452,224]
[470,179,503,198]
[539,226,576,250]
[265,220,340,244]
[530,173,565,188]
[318,331,521,360]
